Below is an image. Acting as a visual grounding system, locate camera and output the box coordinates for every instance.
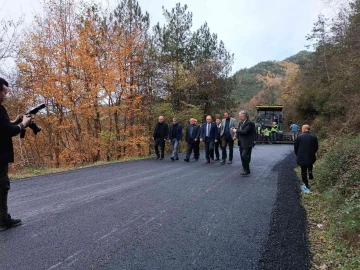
[20,103,46,138]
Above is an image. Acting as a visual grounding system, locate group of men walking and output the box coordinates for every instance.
[153,112,319,193]
[153,111,256,176]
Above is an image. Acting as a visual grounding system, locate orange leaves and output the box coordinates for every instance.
[13,0,153,167]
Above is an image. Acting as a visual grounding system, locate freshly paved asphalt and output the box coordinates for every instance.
[0,144,294,270]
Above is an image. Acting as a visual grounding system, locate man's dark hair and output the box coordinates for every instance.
[0,77,9,92]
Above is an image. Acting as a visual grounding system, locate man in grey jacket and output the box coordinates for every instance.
[220,112,237,165]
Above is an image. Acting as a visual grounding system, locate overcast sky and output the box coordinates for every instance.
[1,0,334,73]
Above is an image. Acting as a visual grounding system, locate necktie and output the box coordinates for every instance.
[207,124,210,137]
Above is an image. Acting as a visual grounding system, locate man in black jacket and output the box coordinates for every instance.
[232,110,256,176]
[214,116,222,161]
[153,116,169,160]
[184,118,201,162]
[294,125,318,193]
[168,118,183,161]
[0,77,31,231]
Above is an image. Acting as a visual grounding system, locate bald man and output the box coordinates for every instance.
[184,118,201,162]
[200,116,217,163]
[153,116,169,160]
[294,125,319,193]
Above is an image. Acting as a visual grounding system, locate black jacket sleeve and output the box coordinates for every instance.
[0,106,21,137]
[165,123,169,138]
[294,137,299,156]
[153,123,158,139]
[236,122,253,136]
[314,137,319,153]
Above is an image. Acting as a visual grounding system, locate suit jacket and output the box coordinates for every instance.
[236,120,256,148]
[185,124,201,143]
[0,105,21,163]
[220,118,237,138]
[200,122,217,142]
[153,122,169,140]
[216,124,222,140]
[294,132,318,166]
[168,124,183,141]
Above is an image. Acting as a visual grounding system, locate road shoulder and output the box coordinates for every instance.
[257,152,310,270]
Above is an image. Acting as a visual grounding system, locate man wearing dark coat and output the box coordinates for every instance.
[294,124,319,193]
[168,118,183,161]
[153,116,169,160]
[0,77,31,231]
[200,116,217,163]
[214,116,222,161]
[184,118,201,162]
[232,110,256,176]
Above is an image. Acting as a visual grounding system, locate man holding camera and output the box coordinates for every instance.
[0,77,31,231]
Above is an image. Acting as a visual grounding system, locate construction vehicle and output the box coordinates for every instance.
[255,105,293,143]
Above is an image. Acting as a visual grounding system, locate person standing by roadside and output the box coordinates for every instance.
[214,116,222,161]
[184,118,201,162]
[232,110,256,176]
[168,118,182,161]
[153,116,169,160]
[200,116,217,163]
[290,122,300,141]
[271,122,278,143]
[256,125,262,143]
[294,124,318,193]
[0,77,32,231]
[264,127,271,144]
[220,112,237,165]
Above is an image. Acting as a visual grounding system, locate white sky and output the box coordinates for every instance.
[1,0,335,73]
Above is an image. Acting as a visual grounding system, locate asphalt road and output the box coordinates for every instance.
[0,144,294,270]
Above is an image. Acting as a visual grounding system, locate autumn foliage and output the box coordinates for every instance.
[3,0,233,169]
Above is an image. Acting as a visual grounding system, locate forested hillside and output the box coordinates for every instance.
[229,56,304,122]
[275,1,359,268]
[229,1,360,266]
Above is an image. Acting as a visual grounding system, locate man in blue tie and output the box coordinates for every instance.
[200,116,217,163]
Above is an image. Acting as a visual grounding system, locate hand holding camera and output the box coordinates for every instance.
[21,115,32,127]
[20,103,46,138]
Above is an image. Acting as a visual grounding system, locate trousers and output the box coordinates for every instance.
[0,163,10,222]
[221,134,234,161]
[240,147,252,173]
[154,138,166,158]
[301,164,313,188]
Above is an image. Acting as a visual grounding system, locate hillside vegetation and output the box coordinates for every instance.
[232,1,360,268]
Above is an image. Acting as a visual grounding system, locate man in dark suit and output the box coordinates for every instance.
[214,116,222,161]
[192,118,201,160]
[200,115,217,163]
[294,125,318,193]
[220,112,237,165]
[168,118,183,161]
[232,110,256,176]
[184,118,201,162]
[0,77,31,231]
[153,116,169,160]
